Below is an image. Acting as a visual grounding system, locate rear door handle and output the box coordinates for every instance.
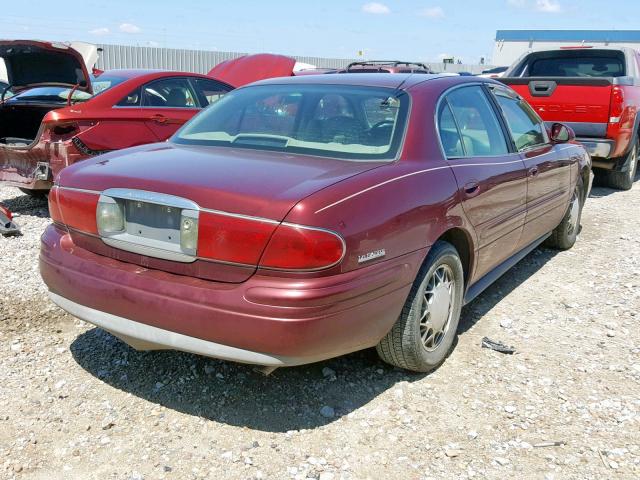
[151,114,168,124]
[529,166,539,178]
[464,181,480,197]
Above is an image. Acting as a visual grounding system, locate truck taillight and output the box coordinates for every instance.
[610,86,625,122]
[50,187,99,234]
[259,224,345,271]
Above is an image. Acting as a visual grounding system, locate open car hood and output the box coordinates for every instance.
[0,40,92,93]
[207,53,296,88]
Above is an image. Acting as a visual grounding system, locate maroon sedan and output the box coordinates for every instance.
[40,73,591,372]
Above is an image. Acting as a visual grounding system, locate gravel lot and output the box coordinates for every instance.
[1,179,639,480]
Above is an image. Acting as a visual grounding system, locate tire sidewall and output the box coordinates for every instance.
[409,244,464,369]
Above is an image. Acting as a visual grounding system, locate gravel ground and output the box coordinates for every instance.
[1,180,639,480]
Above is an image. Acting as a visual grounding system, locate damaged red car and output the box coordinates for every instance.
[41,74,590,372]
[0,40,296,195]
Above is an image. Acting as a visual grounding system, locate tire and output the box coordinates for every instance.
[545,180,584,250]
[605,137,638,190]
[376,241,464,373]
[18,188,48,199]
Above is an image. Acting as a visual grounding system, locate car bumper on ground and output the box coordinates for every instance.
[40,225,420,366]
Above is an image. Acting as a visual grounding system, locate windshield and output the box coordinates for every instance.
[172,84,409,161]
[7,75,127,103]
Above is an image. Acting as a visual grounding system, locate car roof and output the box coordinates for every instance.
[99,69,206,80]
[250,72,458,90]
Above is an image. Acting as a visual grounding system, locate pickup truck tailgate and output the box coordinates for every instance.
[500,77,612,136]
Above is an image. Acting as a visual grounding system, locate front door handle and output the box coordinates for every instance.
[464,181,480,198]
[529,166,540,178]
[151,114,168,124]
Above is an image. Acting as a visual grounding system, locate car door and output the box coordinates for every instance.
[140,77,202,140]
[438,84,527,281]
[489,85,571,249]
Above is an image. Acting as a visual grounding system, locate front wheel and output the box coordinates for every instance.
[545,181,584,250]
[376,241,464,373]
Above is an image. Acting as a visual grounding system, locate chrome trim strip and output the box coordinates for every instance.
[57,186,102,195]
[103,188,199,210]
[199,207,280,225]
[102,237,197,263]
[48,292,290,366]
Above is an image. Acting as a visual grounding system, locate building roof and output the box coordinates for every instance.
[495,30,640,43]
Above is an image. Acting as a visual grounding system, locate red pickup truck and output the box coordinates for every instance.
[500,47,640,190]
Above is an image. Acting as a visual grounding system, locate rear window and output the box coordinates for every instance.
[173,84,409,161]
[527,52,626,77]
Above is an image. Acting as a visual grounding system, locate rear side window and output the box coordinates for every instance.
[438,102,464,157]
[442,86,509,157]
[529,54,625,77]
[191,78,230,106]
[493,90,547,150]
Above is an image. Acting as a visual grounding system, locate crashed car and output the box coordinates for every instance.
[0,41,296,195]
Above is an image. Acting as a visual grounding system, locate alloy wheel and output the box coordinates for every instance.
[419,264,456,352]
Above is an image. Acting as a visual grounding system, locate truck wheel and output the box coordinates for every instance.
[376,241,464,373]
[18,188,48,199]
[606,137,638,190]
[545,181,584,250]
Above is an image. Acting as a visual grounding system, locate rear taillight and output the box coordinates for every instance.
[197,212,344,270]
[197,211,277,265]
[610,86,625,122]
[52,187,99,234]
[260,223,345,271]
[48,186,63,224]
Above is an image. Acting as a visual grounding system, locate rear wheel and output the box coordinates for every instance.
[376,241,464,373]
[605,137,638,190]
[545,181,584,250]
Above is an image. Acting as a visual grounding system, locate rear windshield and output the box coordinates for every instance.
[527,52,626,77]
[172,84,409,161]
[7,75,127,104]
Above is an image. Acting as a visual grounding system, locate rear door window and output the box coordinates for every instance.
[190,78,231,106]
[443,86,509,157]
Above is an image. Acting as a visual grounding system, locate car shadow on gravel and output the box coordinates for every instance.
[1,191,49,217]
[70,246,563,433]
[458,246,559,335]
[70,328,423,432]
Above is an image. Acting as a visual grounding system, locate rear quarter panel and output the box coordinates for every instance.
[276,83,476,281]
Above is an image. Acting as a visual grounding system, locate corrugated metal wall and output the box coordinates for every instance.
[97,44,489,74]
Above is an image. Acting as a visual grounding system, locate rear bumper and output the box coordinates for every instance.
[40,225,419,366]
[0,137,87,190]
[576,137,615,161]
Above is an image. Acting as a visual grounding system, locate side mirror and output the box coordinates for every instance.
[549,123,575,143]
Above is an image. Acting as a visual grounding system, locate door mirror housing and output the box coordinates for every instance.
[549,123,575,144]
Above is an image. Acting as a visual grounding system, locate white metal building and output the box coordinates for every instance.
[493,30,640,67]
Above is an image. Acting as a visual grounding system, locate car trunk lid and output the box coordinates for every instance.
[56,142,381,282]
[207,53,296,88]
[0,40,92,93]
